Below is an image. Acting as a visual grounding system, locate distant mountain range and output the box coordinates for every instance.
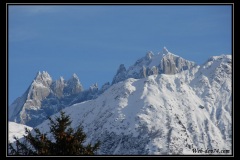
[9,47,232,155]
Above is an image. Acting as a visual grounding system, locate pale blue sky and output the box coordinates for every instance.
[8,5,232,104]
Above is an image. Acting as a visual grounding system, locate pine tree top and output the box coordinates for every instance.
[9,111,100,156]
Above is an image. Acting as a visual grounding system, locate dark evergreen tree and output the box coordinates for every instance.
[9,111,100,155]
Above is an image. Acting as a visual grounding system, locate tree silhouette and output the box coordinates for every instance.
[9,111,100,155]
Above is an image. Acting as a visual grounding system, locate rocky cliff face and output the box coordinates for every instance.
[160,53,194,74]
[9,72,96,127]
[28,71,52,105]
[63,73,83,96]
[9,71,53,125]
[112,64,127,84]
[112,47,196,84]
[51,77,65,98]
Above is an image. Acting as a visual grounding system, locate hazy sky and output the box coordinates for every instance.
[8,5,232,104]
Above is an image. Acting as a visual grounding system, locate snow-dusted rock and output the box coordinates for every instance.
[112,47,196,84]
[36,53,231,155]
[112,64,127,84]
[9,72,94,127]
[9,47,232,155]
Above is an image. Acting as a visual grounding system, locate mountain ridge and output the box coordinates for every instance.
[35,53,231,154]
[8,48,232,155]
[112,47,196,85]
[11,47,197,127]
[9,71,98,126]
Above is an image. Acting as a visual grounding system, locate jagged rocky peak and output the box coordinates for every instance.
[60,76,64,82]
[118,64,127,72]
[28,71,53,102]
[52,76,66,98]
[34,71,52,87]
[160,48,196,74]
[112,64,127,84]
[89,83,98,92]
[10,71,90,127]
[72,73,78,79]
[161,47,179,58]
[64,73,83,95]
[162,46,169,55]
[11,71,54,124]
[145,51,154,60]
[112,47,196,83]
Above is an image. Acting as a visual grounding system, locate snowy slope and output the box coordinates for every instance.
[36,54,232,155]
[190,55,232,143]
[9,122,32,143]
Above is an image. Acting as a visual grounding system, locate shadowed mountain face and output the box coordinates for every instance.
[9,72,98,127]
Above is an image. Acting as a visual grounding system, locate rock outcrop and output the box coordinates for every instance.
[112,47,196,84]
[112,64,127,84]
[9,72,95,127]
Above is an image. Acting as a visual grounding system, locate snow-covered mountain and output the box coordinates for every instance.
[9,47,232,155]
[112,47,196,84]
[8,122,32,143]
[33,49,231,155]
[9,72,101,127]
[9,47,195,128]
